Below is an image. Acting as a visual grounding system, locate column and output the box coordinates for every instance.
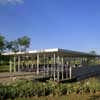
[18,56,20,72]
[9,58,12,73]
[32,63,33,71]
[69,65,72,79]
[54,53,56,81]
[44,54,45,77]
[50,56,52,76]
[14,56,16,73]
[47,56,49,75]
[61,57,64,80]
[67,57,70,79]
[37,54,39,74]
[57,56,60,81]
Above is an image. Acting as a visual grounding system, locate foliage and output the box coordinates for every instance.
[0,35,31,53]
[0,78,99,100]
[89,51,96,55]
[0,34,6,53]
[17,36,30,52]
[6,40,19,52]
[6,40,18,52]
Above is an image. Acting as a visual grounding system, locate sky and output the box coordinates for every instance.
[0,0,100,54]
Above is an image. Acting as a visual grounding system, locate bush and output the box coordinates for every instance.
[0,79,98,100]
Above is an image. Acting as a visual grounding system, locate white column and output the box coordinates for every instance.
[9,59,12,73]
[18,56,20,72]
[69,66,72,79]
[32,64,33,71]
[14,56,16,73]
[50,57,52,76]
[44,54,45,76]
[47,56,49,75]
[54,53,56,81]
[37,54,39,74]
[57,56,60,81]
[61,57,64,80]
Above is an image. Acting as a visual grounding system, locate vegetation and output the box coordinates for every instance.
[18,36,30,52]
[6,36,30,52]
[11,93,100,100]
[0,34,31,70]
[0,34,30,53]
[0,34,6,53]
[0,34,100,100]
[0,77,100,100]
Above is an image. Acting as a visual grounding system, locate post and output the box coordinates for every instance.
[44,54,45,77]
[54,53,56,81]
[57,56,60,81]
[37,54,39,74]
[18,56,20,72]
[50,57,52,77]
[9,59,12,73]
[69,66,72,79]
[14,56,16,73]
[47,56,49,75]
[32,64,33,71]
[61,57,64,80]
[67,57,70,79]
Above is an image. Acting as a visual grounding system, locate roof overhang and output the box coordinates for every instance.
[2,48,100,57]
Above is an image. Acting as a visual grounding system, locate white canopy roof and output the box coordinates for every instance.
[2,48,100,57]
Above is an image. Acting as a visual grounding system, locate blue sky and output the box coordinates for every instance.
[0,0,100,53]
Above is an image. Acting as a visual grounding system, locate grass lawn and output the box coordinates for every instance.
[0,65,9,72]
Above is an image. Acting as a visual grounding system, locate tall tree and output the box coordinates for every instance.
[6,41,13,52]
[18,36,30,52]
[0,35,5,53]
[6,40,19,52]
[90,50,96,55]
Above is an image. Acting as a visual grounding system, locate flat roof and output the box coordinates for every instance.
[2,48,100,57]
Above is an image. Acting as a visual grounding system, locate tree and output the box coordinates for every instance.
[18,36,30,52]
[6,40,19,52]
[90,50,96,55]
[0,35,5,53]
[6,41,13,52]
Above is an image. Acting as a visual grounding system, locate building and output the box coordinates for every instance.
[2,48,100,81]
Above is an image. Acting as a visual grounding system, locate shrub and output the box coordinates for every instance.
[0,79,98,99]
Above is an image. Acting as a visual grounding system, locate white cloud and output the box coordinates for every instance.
[0,0,24,5]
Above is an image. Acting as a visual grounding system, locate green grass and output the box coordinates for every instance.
[0,65,9,72]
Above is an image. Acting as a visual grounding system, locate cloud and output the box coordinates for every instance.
[0,0,24,5]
